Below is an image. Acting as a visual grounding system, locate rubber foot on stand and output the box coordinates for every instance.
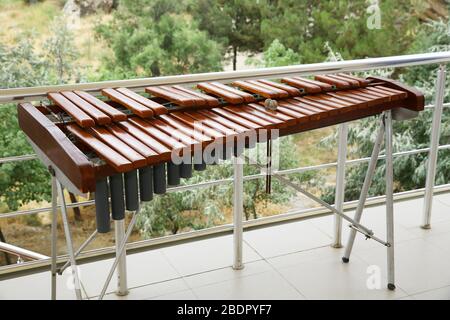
[387,283,396,291]
[342,257,349,263]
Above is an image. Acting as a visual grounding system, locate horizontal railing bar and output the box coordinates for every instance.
[1,51,450,103]
[2,142,450,219]
[0,241,49,261]
[2,182,450,278]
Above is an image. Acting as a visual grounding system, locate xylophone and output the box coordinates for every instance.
[17,73,424,299]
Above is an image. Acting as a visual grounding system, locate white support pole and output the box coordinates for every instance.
[422,64,447,229]
[50,176,58,300]
[56,181,82,300]
[115,219,129,296]
[333,123,348,248]
[385,110,396,290]
[233,154,244,270]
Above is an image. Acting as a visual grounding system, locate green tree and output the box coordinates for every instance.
[189,0,264,70]
[320,20,450,204]
[95,0,223,78]
[261,0,421,63]
[247,39,300,68]
[0,17,81,212]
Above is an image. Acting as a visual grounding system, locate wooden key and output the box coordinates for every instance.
[195,110,249,134]
[212,108,262,130]
[48,92,95,128]
[294,77,335,91]
[232,80,288,99]
[224,106,279,128]
[116,87,167,115]
[280,100,327,120]
[106,125,160,162]
[128,117,187,151]
[291,97,341,115]
[118,121,172,157]
[197,82,244,104]
[89,126,147,168]
[210,82,256,103]
[74,91,127,121]
[66,124,133,172]
[61,91,111,125]
[146,86,194,107]
[165,113,225,139]
[281,78,322,94]
[102,88,154,118]
[326,74,359,88]
[337,73,371,87]
[314,75,351,89]
[256,79,303,96]
[248,103,296,126]
[159,114,213,143]
[172,85,220,107]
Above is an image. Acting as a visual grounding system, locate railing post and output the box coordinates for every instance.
[233,153,244,270]
[422,64,447,229]
[333,123,348,248]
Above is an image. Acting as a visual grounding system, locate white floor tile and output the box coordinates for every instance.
[103,278,188,300]
[151,289,197,300]
[410,286,450,300]
[80,249,180,297]
[356,238,450,295]
[271,247,408,300]
[183,260,272,289]
[192,270,304,300]
[162,235,261,276]
[244,220,332,258]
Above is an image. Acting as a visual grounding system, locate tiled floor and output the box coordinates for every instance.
[1,193,450,300]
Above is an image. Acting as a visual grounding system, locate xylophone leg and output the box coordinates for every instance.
[115,219,129,296]
[56,181,83,300]
[332,123,348,248]
[385,110,396,290]
[342,115,385,263]
[50,176,58,300]
[232,153,244,270]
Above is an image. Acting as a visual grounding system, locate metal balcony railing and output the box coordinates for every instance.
[0,51,449,276]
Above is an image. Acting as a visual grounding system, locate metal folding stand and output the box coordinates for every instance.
[236,111,396,290]
[50,174,135,300]
[332,123,348,248]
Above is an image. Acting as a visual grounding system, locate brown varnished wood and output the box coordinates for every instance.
[18,103,96,193]
[326,74,359,88]
[197,82,244,104]
[89,126,147,168]
[106,125,161,163]
[279,100,327,120]
[247,103,297,126]
[195,110,249,134]
[67,124,134,172]
[48,92,96,128]
[169,112,226,139]
[102,88,154,118]
[172,85,220,107]
[246,80,290,98]
[161,113,223,140]
[337,73,371,87]
[211,108,263,130]
[314,75,351,89]
[211,82,255,103]
[294,77,335,91]
[117,121,172,161]
[257,79,303,96]
[128,117,187,151]
[116,87,168,115]
[222,105,279,129]
[281,78,323,93]
[60,91,111,125]
[367,76,424,111]
[232,80,288,99]
[74,91,127,121]
[158,115,213,144]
